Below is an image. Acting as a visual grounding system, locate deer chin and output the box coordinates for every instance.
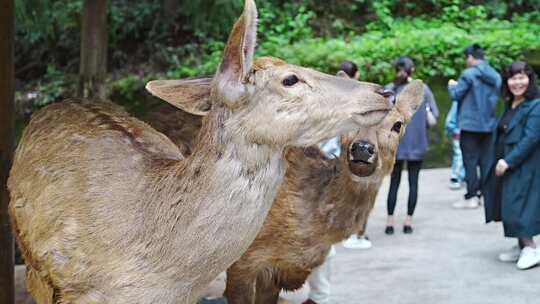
[347,152,378,177]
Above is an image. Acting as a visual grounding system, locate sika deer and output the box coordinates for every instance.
[224,81,424,304]
[7,1,392,303]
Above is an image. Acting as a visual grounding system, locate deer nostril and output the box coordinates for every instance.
[352,141,376,158]
[359,142,375,156]
[377,89,394,98]
[377,89,395,105]
[367,145,375,155]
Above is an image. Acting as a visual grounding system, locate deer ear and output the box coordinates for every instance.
[214,0,257,106]
[145,76,212,116]
[395,80,424,121]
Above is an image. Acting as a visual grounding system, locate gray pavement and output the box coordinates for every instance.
[15,168,540,303]
[278,168,540,304]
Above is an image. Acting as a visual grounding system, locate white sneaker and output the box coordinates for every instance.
[452,197,480,209]
[498,245,521,262]
[516,246,540,270]
[448,179,462,190]
[342,234,372,249]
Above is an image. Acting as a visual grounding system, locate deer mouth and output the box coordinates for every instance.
[347,142,378,177]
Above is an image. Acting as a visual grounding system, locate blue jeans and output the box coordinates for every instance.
[450,138,465,181]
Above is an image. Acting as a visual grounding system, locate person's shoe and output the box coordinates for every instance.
[516,247,540,270]
[301,299,318,304]
[452,197,480,209]
[403,225,413,234]
[342,234,372,249]
[448,178,461,190]
[498,245,521,262]
[198,297,228,304]
[384,226,394,235]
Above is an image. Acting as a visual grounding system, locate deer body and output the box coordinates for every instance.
[224,81,424,304]
[10,101,287,303]
[8,1,393,303]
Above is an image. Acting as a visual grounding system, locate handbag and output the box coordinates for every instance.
[426,103,437,128]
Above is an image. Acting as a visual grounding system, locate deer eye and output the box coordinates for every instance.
[391,122,403,133]
[282,75,299,87]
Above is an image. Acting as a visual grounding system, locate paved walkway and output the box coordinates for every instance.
[15,168,540,303]
[278,168,540,304]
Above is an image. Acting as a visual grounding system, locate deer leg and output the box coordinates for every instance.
[254,275,280,304]
[224,267,257,304]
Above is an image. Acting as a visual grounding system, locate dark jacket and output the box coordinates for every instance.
[483,98,540,238]
[448,61,501,133]
[386,82,439,161]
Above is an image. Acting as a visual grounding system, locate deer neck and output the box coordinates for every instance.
[321,154,384,239]
[146,104,287,286]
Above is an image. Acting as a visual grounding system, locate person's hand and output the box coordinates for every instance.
[448,79,458,86]
[495,159,509,176]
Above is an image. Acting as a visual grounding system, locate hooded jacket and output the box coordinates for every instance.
[448,61,502,132]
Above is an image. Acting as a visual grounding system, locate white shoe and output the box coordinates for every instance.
[452,197,480,209]
[448,179,462,190]
[516,246,540,270]
[342,234,372,249]
[498,245,521,262]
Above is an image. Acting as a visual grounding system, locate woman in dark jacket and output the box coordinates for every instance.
[384,56,439,235]
[483,61,540,270]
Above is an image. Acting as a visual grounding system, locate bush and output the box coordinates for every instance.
[14,1,540,167]
[161,13,540,168]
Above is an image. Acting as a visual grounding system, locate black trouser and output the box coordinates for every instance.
[387,160,422,216]
[460,131,492,200]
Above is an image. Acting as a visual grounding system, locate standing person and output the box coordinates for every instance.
[384,56,439,235]
[445,100,466,190]
[483,61,540,270]
[448,44,501,209]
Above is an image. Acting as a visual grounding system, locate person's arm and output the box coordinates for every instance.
[504,103,540,169]
[448,73,472,103]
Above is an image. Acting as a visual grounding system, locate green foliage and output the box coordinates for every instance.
[164,14,540,85]
[32,64,76,107]
[180,0,243,40]
[14,0,540,167]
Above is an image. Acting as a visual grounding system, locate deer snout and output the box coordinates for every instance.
[350,141,376,164]
[377,89,395,104]
[347,139,378,177]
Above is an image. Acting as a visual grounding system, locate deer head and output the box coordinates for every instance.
[341,80,424,180]
[146,0,392,148]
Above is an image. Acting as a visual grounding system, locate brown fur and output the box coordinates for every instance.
[224,81,424,304]
[141,102,203,156]
[8,1,394,303]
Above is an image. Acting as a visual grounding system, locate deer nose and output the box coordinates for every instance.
[350,140,376,163]
[377,89,395,105]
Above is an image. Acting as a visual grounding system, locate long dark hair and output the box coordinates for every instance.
[502,61,540,102]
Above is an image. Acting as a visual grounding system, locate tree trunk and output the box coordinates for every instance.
[79,0,108,99]
[0,0,15,303]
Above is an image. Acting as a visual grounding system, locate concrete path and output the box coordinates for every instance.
[278,168,540,304]
[15,168,540,303]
